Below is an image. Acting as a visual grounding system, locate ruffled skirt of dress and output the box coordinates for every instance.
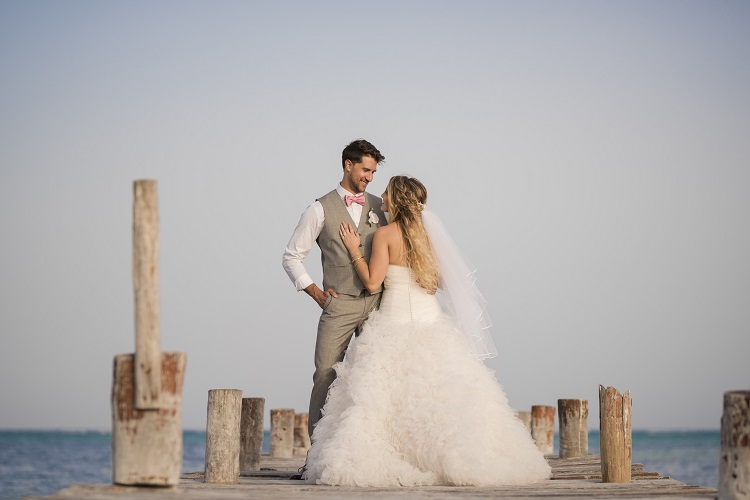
[304,311,551,487]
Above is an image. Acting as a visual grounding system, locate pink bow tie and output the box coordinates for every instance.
[344,194,365,207]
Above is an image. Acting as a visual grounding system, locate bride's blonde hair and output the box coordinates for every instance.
[386,176,439,291]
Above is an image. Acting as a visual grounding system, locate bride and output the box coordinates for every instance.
[303,175,551,487]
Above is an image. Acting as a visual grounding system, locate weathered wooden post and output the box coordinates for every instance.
[531,405,556,455]
[132,180,162,410]
[111,353,186,485]
[559,399,589,458]
[718,390,750,499]
[294,412,311,456]
[517,410,532,432]
[205,389,243,484]
[269,408,295,458]
[240,397,265,471]
[111,180,186,486]
[599,385,632,483]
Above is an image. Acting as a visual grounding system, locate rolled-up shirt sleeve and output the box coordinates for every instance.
[282,201,325,291]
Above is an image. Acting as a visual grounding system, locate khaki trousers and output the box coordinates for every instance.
[308,291,382,437]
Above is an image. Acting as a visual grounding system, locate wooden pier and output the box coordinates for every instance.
[31,453,718,499]
[47,184,731,500]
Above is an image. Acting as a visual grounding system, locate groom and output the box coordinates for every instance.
[282,139,387,444]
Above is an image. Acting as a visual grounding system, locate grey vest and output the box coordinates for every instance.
[317,190,387,296]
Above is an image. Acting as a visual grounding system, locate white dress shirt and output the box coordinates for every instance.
[282,185,365,291]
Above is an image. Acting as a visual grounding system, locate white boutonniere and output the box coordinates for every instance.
[368,209,379,226]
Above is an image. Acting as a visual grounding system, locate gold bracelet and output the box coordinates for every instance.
[351,255,364,264]
[354,258,366,266]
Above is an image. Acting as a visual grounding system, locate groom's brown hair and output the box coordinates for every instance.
[341,139,385,169]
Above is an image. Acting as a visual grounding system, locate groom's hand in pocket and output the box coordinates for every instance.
[304,283,338,309]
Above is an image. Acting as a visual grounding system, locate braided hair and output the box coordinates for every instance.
[386,176,439,291]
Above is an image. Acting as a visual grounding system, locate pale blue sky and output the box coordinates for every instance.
[1,0,748,431]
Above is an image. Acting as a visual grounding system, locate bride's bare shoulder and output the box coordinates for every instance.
[375,223,400,239]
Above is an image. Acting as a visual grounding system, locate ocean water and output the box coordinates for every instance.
[582,430,719,487]
[0,430,270,500]
[0,429,719,500]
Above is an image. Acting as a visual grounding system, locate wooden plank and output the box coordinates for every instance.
[34,479,720,499]
[132,179,161,409]
[29,454,719,499]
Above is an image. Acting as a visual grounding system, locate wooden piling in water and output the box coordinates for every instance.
[718,389,750,500]
[558,399,588,458]
[111,352,186,486]
[531,405,556,455]
[293,413,311,457]
[110,180,187,486]
[270,409,295,458]
[599,385,632,483]
[205,389,243,484]
[240,397,265,472]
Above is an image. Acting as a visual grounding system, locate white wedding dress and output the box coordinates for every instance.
[304,265,551,487]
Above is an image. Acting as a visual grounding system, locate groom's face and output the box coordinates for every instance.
[344,156,378,194]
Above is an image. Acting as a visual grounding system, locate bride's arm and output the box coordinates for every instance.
[340,223,389,293]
